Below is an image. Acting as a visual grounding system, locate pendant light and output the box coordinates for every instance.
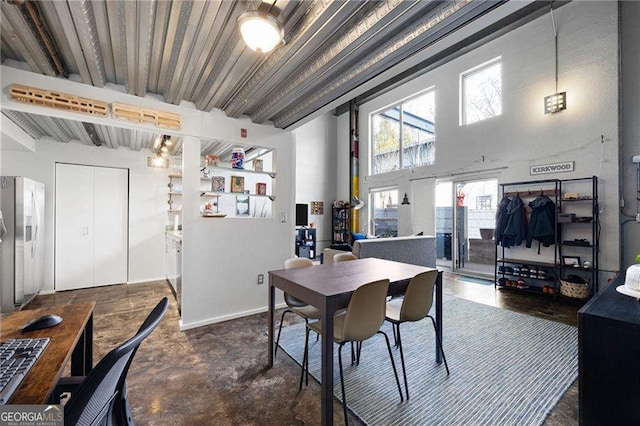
[544,3,566,114]
[237,10,284,53]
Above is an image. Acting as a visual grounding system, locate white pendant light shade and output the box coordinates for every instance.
[238,11,284,53]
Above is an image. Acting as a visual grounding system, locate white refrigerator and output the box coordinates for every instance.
[0,177,45,313]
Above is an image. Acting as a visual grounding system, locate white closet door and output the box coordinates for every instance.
[55,164,95,291]
[93,167,128,286]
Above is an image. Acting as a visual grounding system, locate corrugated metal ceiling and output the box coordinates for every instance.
[1,0,505,129]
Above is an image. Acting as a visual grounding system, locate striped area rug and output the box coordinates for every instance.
[278,297,577,425]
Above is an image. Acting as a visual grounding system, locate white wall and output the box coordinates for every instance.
[292,113,337,252]
[621,1,640,269]
[180,130,295,329]
[352,1,620,274]
[0,139,169,290]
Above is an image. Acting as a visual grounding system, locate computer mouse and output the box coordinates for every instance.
[21,314,63,332]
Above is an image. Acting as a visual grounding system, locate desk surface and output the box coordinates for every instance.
[1,302,95,404]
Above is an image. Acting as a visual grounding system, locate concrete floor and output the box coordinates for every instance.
[28,273,580,425]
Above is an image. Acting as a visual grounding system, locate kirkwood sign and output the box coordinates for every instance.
[530,161,574,176]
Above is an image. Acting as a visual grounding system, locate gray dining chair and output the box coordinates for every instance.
[300,279,403,425]
[385,270,449,399]
[274,257,319,358]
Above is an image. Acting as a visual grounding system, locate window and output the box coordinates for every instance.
[461,58,502,125]
[371,90,435,175]
[370,189,398,237]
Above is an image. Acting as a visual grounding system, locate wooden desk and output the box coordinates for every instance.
[0,302,95,404]
[268,258,442,426]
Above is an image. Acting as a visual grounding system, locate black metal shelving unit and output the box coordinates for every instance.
[332,205,350,244]
[494,176,599,302]
[558,176,599,297]
[494,179,560,296]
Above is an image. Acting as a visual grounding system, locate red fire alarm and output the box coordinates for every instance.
[240,128,247,138]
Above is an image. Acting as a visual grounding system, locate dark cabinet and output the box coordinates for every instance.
[578,272,640,425]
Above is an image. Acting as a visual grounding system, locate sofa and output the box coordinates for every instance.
[352,235,436,267]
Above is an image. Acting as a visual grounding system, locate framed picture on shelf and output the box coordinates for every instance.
[211,176,225,192]
[236,195,250,216]
[311,201,323,215]
[562,256,581,267]
[230,176,245,193]
[256,182,267,195]
[253,159,264,172]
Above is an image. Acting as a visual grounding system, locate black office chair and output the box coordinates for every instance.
[58,297,168,426]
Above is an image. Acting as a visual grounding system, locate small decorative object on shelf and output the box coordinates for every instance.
[236,195,250,216]
[231,147,245,169]
[212,176,225,192]
[230,176,245,193]
[253,159,263,172]
[205,155,219,167]
[256,182,267,195]
[616,262,640,301]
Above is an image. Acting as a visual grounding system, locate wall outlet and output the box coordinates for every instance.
[257,274,264,285]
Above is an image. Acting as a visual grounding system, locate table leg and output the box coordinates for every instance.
[71,312,93,375]
[435,271,443,364]
[321,300,335,426]
[268,277,275,368]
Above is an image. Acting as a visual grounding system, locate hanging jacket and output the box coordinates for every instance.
[526,195,556,250]
[494,196,510,246]
[501,196,527,248]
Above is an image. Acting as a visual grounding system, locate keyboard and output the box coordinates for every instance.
[0,338,50,404]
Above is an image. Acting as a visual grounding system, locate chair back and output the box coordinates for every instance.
[284,257,314,269]
[64,298,168,426]
[333,252,357,262]
[400,270,438,322]
[342,279,389,342]
[284,257,314,307]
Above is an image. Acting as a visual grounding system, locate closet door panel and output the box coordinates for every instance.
[93,167,128,286]
[55,164,94,291]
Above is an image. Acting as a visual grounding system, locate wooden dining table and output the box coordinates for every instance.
[268,257,443,426]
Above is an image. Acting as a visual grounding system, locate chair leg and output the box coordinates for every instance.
[275,309,292,358]
[395,324,410,399]
[356,341,362,365]
[299,326,310,391]
[392,323,399,347]
[429,315,450,375]
[338,343,349,426]
[351,342,356,365]
[377,330,404,402]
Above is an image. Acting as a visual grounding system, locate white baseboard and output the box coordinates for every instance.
[127,278,166,285]
[39,289,55,295]
[179,302,288,331]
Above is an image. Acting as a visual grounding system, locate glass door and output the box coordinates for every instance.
[435,181,453,270]
[452,178,498,277]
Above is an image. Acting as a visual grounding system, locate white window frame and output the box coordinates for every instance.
[370,87,436,175]
[369,186,399,237]
[459,56,502,126]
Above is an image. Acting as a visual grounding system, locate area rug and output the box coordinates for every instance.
[277,297,577,425]
[457,276,494,286]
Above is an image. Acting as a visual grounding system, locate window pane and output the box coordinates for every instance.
[402,91,435,168]
[371,190,398,237]
[463,61,502,125]
[372,107,400,174]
